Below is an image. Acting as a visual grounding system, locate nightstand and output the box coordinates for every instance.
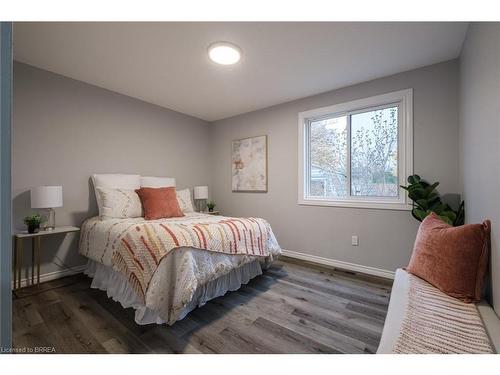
[13,226,80,289]
[203,211,220,215]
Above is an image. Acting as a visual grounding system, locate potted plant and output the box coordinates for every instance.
[24,213,42,234]
[401,174,465,226]
[206,201,216,212]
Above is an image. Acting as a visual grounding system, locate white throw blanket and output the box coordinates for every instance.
[393,273,494,353]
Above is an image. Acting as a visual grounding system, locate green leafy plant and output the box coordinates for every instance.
[206,201,216,211]
[24,213,42,227]
[24,213,43,233]
[401,174,465,226]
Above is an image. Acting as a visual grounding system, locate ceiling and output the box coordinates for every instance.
[14,22,468,122]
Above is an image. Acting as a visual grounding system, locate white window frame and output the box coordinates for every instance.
[298,88,413,210]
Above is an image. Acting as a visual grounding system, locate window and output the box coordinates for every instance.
[298,89,413,210]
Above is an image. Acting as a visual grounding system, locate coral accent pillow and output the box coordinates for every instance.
[135,187,184,220]
[406,212,490,303]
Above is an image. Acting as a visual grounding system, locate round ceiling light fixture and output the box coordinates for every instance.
[208,42,241,65]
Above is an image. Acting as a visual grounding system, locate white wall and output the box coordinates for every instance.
[459,23,500,315]
[12,62,213,278]
[211,60,460,273]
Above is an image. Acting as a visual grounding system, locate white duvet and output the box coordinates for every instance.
[79,212,282,324]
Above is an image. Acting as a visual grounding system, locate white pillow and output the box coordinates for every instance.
[96,188,143,220]
[92,174,141,216]
[140,176,176,188]
[176,188,195,213]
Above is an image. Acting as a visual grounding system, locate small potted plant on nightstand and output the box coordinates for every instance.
[206,201,216,213]
[24,213,42,234]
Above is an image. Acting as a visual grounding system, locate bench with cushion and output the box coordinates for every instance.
[377,268,500,353]
[377,212,499,354]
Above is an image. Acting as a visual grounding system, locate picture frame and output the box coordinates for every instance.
[231,135,268,193]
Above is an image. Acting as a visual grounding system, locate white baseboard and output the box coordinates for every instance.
[12,252,394,289]
[12,265,87,289]
[281,249,395,280]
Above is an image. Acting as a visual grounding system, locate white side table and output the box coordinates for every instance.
[13,226,80,289]
[202,211,220,216]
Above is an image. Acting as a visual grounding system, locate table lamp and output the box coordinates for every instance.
[31,186,63,230]
[193,186,208,212]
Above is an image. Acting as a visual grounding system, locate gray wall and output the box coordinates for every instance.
[459,23,500,315]
[12,59,461,279]
[211,60,460,273]
[13,62,212,277]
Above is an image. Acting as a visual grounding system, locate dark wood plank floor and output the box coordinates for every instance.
[12,258,392,354]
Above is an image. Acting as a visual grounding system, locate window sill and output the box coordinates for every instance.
[298,198,412,211]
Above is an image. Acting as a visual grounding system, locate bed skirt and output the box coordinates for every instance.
[84,259,263,325]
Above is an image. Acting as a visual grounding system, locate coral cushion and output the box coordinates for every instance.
[135,187,184,220]
[406,212,490,303]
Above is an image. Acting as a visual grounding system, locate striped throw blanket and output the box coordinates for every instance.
[393,273,494,353]
[112,217,271,303]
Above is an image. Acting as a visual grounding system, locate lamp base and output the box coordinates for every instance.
[42,208,56,231]
[196,199,207,213]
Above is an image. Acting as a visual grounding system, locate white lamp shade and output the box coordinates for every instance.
[31,186,63,208]
[194,186,208,200]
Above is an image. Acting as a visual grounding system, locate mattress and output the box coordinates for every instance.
[79,212,281,325]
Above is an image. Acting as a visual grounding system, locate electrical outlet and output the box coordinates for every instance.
[351,235,359,246]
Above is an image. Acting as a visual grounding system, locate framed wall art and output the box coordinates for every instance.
[232,135,268,192]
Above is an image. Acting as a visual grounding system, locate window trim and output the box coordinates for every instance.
[298,89,413,210]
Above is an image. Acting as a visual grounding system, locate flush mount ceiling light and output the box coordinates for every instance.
[208,42,241,65]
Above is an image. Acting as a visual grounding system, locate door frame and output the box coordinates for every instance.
[0,21,13,350]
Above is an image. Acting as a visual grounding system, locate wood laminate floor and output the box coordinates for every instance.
[12,258,392,354]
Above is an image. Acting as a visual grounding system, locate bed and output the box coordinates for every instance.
[79,176,281,325]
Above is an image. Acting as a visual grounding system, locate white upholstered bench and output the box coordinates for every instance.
[377,269,500,354]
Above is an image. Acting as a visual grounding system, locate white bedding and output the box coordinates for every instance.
[79,212,281,324]
[85,258,264,325]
